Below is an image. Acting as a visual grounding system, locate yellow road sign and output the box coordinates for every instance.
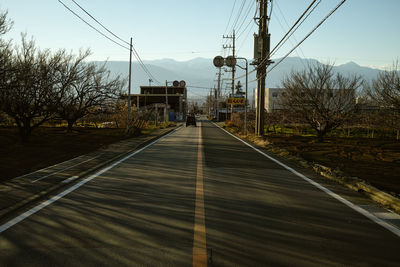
[227,98,245,105]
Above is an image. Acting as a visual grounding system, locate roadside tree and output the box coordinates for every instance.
[0,9,13,113]
[280,63,362,142]
[368,61,400,110]
[366,62,400,139]
[0,36,62,142]
[55,59,125,132]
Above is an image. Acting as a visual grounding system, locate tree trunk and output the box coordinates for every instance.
[18,120,32,143]
[317,130,325,142]
[67,120,75,132]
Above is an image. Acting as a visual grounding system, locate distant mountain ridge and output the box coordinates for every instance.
[96,57,384,101]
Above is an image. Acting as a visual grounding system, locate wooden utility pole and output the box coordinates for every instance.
[255,0,271,136]
[216,67,222,121]
[223,30,236,120]
[165,80,169,123]
[126,37,133,134]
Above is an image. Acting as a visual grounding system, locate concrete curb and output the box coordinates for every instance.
[0,126,179,220]
[226,127,400,214]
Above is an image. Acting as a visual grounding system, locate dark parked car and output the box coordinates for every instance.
[186,115,196,127]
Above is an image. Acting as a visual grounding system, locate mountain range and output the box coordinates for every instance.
[97,57,384,102]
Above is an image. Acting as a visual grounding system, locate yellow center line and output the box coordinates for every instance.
[193,122,207,266]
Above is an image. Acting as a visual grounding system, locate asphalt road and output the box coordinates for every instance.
[0,120,399,266]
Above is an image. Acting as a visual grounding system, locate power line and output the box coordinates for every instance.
[268,0,317,58]
[234,0,321,81]
[266,0,347,74]
[70,0,130,46]
[235,0,255,36]
[59,0,160,84]
[58,0,129,50]
[187,85,213,90]
[230,0,247,34]
[223,0,237,35]
[237,22,256,54]
[236,1,259,39]
[246,0,348,84]
[271,0,321,58]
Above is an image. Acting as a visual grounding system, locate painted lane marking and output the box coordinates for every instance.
[193,122,207,266]
[61,176,79,184]
[0,128,181,234]
[31,154,103,183]
[212,122,400,238]
[13,154,90,180]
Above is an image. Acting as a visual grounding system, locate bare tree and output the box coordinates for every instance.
[0,9,12,36]
[0,9,13,112]
[0,35,62,142]
[280,63,362,141]
[55,59,125,132]
[368,61,400,110]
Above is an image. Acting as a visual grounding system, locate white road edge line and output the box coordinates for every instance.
[212,122,400,238]
[13,154,92,180]
[0,127,181,234]
[32,154,103,183]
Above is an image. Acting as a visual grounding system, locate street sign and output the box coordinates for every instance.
[227,98,245,105]
[179,80,186,87]
[225,56,237,67]
[172,80,179,87]
[213,56,224,67]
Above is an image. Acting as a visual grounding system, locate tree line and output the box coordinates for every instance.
[230,62,400,141]
[0,11,126,142]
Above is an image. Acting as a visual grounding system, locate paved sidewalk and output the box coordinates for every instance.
[0,126,180,219]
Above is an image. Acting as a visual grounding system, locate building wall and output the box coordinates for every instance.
[265,88,285,112]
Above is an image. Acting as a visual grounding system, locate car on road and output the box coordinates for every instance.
[186,115,196,127]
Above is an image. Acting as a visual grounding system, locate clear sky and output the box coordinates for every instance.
[0,0,399,69]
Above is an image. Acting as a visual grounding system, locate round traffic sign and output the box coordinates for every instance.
[179,80,186,87]
[225,56,237,67]
[172,80,179,87]
[213,56,224,67]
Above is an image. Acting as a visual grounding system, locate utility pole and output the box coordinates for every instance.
[165,80,169,123]
[255,0,271,136]
[223,29,236,120]
[216,67,222,121]
[126,37,133,134]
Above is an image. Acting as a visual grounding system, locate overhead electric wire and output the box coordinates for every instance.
[59,0,160,84]
[235,0,256,37]
[236,1,259,54]
[246,0,348,85]
[58,0,129,50]
[223,0,237,35]
[237,22,256,54]
[187,85,214,90]
[268,0,317,58]
[70,0,130,46]
[266,0,347,74]
[271,0,321,58]
[235,0,316,80]
[229,0,247,34]
[236,1,259,39]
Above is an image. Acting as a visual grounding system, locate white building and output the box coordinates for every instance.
[254,87,285,113]
[265,88,285,112]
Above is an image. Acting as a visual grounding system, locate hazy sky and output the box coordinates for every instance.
[1,0,399,69]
